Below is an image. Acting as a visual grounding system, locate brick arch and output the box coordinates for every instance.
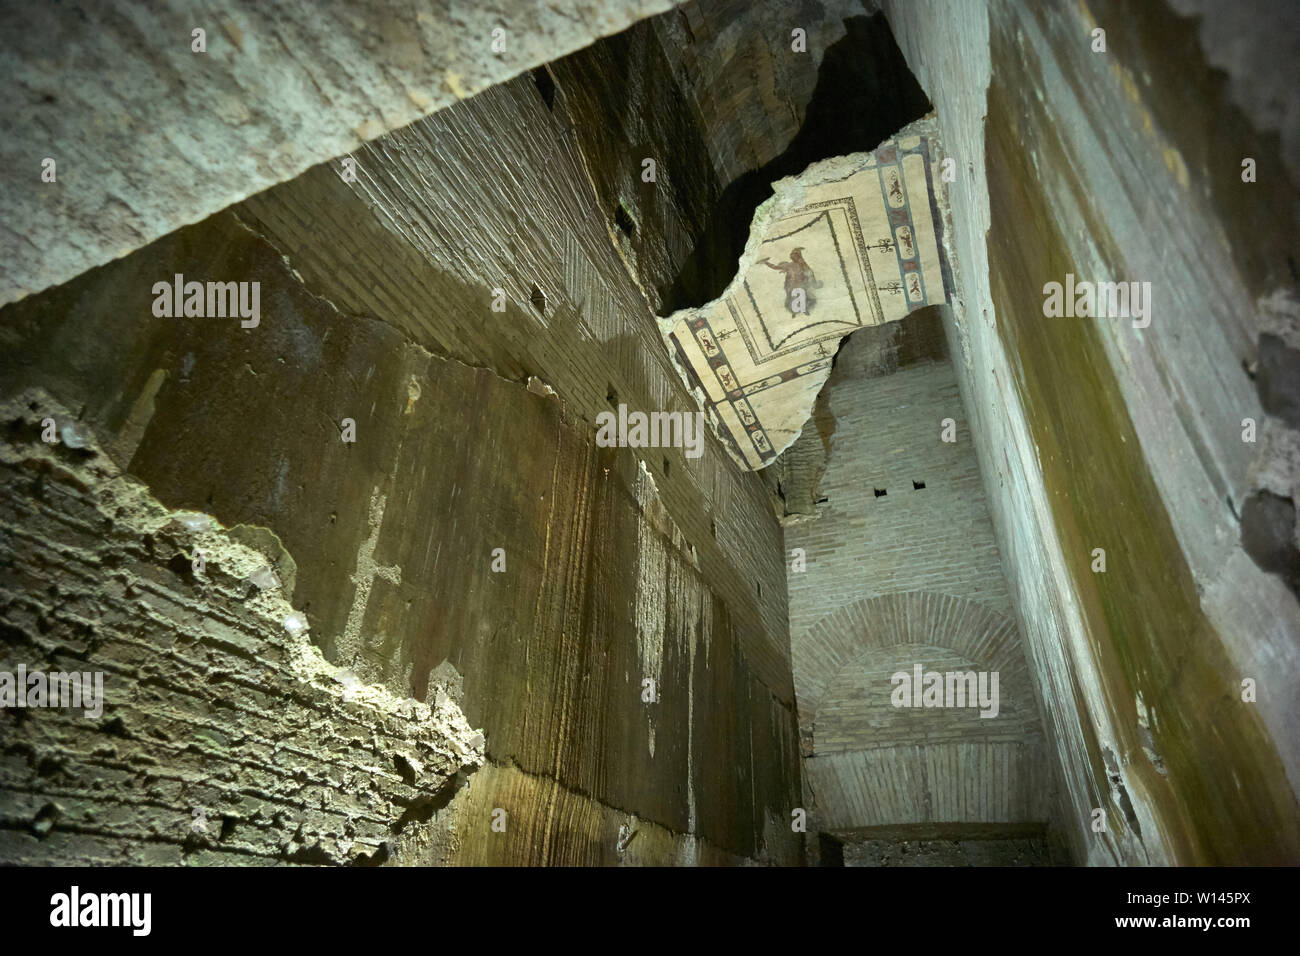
[794,591,1034,728]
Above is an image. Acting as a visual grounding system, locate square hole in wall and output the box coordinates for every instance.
[531,66,556,111]
[873,488,887,498]
[530,283,547,315]
[614,202,636,239]
[912,480,926,490]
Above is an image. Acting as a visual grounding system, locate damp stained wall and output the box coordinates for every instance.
[882,0,1300,864]
[0,205,802,865]
[0,9,822,863]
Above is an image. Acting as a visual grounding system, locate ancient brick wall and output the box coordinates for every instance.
[784,334,1048,835]
[787,357,1013,641]
[0,392,484,864]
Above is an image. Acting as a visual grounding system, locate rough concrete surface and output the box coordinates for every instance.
[0,0,676,305]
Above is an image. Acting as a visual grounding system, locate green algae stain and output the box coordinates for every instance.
[983,27,1298,864]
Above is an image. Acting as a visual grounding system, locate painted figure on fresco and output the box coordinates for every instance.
[759,247,822,315]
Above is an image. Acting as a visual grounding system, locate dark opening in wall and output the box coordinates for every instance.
[818,832,846,867]
[1241,490,1300,598]
[1257,333,1300,429]
[615,202,636,239]
[530,283,547,315]
[663,456,671,477]
[874,488,887,498]
[756,580,762,598]
[710,516,717,538]
[531,66,556,111]
[912,480,926,490]
[606,385,619,408]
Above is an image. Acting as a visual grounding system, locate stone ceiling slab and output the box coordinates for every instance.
[0,0,675,305]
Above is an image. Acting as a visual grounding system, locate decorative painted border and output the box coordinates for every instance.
[668,134,949,469]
